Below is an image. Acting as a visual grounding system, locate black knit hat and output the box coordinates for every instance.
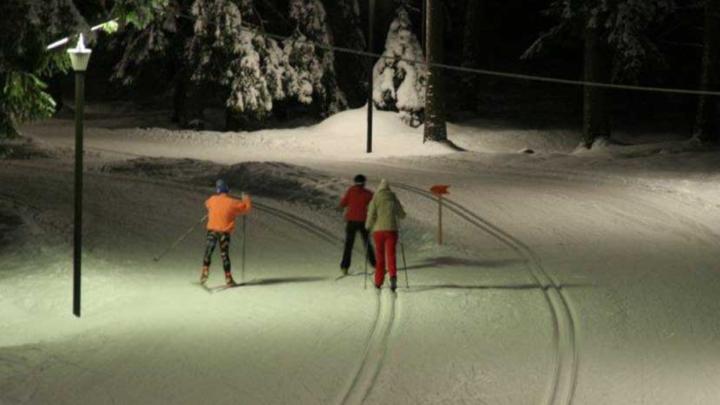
[353,174,366,184]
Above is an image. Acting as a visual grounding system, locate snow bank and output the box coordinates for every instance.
[110,106,584,161]
[101,158,347,208]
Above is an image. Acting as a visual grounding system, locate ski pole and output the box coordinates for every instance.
[241,215,247,283]
[154,214,208,262]
[364,235,370,290]
[400,241,409,289]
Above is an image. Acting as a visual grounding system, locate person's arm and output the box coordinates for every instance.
[338,189,349,210]
[365,197,377,231]
[234,194,252,215]
[396,197,407,220]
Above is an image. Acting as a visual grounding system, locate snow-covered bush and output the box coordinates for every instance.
[373,7,427,127]
[287,0,347,116]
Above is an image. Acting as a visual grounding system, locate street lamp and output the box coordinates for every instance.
[67,34,91,318]
[367,0,375,154]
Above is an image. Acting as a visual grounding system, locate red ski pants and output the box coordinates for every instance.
[373,231,398,287]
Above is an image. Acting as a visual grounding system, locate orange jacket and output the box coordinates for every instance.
[205,193,252,233]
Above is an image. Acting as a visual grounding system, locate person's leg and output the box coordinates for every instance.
[360,226,376,267]
[387,232,399,289]
[203,232,218,267]
[340,221,357,272]
[373,231,387,288]
[219,233,234,284]
[201,231,218,282]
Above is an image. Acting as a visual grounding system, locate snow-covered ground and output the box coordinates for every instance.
[2,106,720,404]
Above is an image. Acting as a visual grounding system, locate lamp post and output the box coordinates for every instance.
[366,0,375,154]
[67,34,91,318]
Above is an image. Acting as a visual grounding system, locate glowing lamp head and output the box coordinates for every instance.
[67,34,92,71]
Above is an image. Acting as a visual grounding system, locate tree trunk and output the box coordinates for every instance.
[423,0,447,143]
[172,68,188,127]
[582,21,611,148]
[172,8,194,128]
[694,0,720,144]
[461,0,485,111]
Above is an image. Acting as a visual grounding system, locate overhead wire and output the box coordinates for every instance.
[51,8,720,98]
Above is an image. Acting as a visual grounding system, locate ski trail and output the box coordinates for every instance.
[339,290,396,405]
[1,161,345,248]
[2,161,397,405]
[394,183,578,405]
[362,292,397,404]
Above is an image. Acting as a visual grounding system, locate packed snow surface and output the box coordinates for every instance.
[3,107,720,404]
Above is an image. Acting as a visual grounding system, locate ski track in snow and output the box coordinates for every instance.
[339,289,397,405]
[393,183,579,405]
[0,160,401,405]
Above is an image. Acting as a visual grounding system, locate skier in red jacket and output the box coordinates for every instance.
[338,174,376,275]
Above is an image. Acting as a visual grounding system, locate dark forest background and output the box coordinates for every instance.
[1,0,718,148]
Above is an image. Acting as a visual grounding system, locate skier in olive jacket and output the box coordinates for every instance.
[365,179,406,291]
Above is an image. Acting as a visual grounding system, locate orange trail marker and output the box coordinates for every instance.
[430,185,450,245]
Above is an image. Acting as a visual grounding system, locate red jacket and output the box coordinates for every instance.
[340,185,373,222]
[205,194,252,233]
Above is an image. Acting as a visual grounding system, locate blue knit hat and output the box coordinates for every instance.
[216,179,229,194]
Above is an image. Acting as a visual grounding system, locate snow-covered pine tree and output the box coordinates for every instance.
[286,0,347,116]
[112,0,184,86]
[373,6,427,127]
[283,33,318,106]
[1,0,87,138]
[111,0,197,125]
[523,0,676,147]
[187,0,245,87]
[187,0,288,128]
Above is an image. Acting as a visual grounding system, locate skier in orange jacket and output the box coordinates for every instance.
[201,179,252,286]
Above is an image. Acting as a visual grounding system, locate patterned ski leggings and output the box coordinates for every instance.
[203,231,231,273]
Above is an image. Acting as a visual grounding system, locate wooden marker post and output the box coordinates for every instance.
[430,185,450,245]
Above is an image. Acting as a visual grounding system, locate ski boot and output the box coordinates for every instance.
[390,276,397,292]
[225,272,238,287]
[200,266,209,284]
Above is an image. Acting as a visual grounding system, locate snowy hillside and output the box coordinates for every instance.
[2,107,720,404]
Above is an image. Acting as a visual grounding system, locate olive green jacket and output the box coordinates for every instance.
[365,187,406,232]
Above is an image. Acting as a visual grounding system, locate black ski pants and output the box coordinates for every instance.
[203,231,231,273]
[341,221,376,270]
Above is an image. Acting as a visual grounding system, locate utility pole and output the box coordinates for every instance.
[367,0,375,153]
